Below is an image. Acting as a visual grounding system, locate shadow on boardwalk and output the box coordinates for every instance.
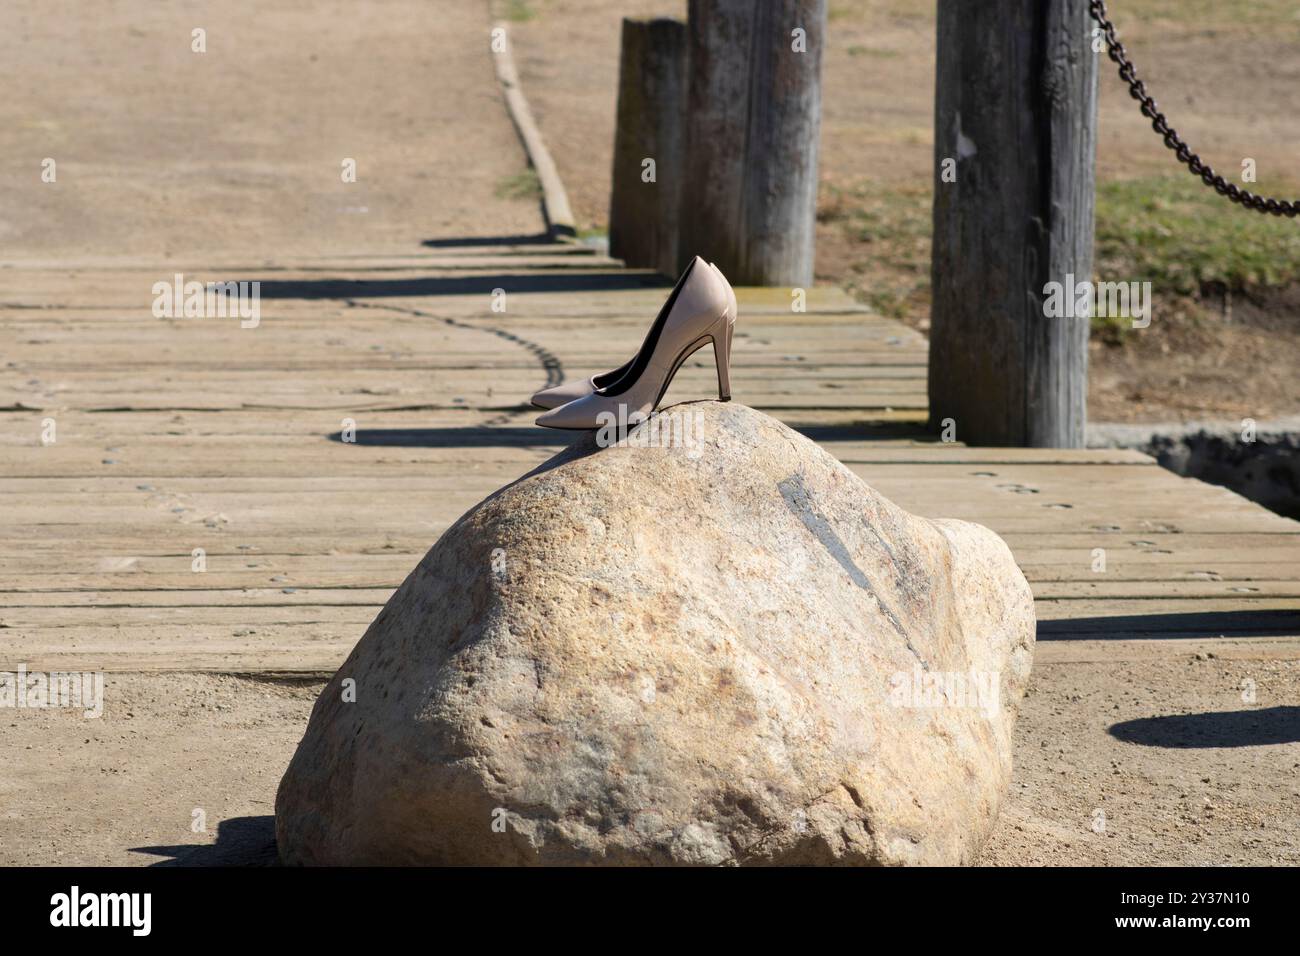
[252,272,669,300]
[327,421,935,448]
[1038,609,1300,641]
[420,233,556,248]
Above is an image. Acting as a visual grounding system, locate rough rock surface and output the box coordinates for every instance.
[276,402,1035,865]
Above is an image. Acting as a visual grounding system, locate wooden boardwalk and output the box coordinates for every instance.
[3,242,1298,673]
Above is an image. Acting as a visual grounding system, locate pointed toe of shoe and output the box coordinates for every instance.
[536,393,617,430]
[534,407,562,429]
[530,377,596,410]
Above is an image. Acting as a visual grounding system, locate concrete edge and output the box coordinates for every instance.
[1088,417,1300,447]
[490,22,578,241]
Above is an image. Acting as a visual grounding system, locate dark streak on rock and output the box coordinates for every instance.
[778,474,869,588]
[778,473,929,671]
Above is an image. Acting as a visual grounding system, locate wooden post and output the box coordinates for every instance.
[929,0,1097,447]
[679,0,826,286]
[609,18,688,277]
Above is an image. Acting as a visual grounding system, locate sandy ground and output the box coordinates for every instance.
[0,675,311,866]
[3,658,1296,866]
[507,0,1300,424]
[0,0,543,260]
[983,657,1300,866]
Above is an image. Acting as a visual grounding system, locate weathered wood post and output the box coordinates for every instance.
[679,0,827,286]
[929,0,1097,447]
[609,18,688,277]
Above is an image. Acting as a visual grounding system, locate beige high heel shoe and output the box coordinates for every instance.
[530,261,737,410]
[535,256,734,430]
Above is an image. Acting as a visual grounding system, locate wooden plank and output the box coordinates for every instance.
[1035,637,1300,664]
[4,563,1294,592]
[5,579,1298,604]
[2,588,396,608]
[0,606,379,627]
[0,246,606,270]
[0,443,1153,468]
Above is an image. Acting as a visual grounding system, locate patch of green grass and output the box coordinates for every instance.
[1095,174,1300,298]
[829,0,1296,36]
[821,171,1300,341]
[820,181,932,319]
[503,0,535,23]
[1089,308,1135,347]
[847,45,899,59]
[1129,0,1300,29]
[494,169,541,201]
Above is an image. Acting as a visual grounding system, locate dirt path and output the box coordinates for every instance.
[0,0,544,260]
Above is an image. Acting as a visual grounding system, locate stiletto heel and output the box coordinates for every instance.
[713,318,732,402]
[535,256,737,430]
[530,260,736,411]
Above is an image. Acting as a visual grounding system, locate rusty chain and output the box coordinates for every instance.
[1089,0,1297,218]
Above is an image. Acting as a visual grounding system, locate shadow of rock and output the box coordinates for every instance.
[1109,706,1300,748]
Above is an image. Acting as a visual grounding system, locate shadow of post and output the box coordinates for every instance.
[1037,609,1300,640]
[419,233,556,248]
[251,272,668,300]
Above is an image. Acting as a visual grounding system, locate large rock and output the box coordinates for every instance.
[276,402,1035,865]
